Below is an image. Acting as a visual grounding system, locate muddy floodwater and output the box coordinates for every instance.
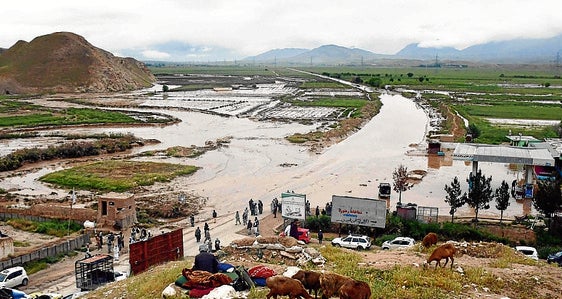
[1,92,535,220]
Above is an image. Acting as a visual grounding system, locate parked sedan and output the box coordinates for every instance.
[515,246,539,260]
[381,237,415,250]
[547,251,562,266]
[331,235,372,250]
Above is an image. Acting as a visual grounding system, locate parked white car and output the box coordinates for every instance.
[331,234,372,250]
[515,246,539,260]
[381,237,415,250]
[0,266,29,288]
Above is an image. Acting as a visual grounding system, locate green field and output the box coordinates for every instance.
[40,160,199,192]
[0,99,174,128]
[147,64,562,144]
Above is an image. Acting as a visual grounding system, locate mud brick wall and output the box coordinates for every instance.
[0,204,97,223]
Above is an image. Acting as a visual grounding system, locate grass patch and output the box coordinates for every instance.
[40,160,199,192]
[7,218,82,237]
[13,240,30,247]
[24,251,79,275]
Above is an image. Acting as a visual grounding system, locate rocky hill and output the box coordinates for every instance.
[0,32,155,94]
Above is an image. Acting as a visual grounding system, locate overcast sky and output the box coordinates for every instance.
[2,0,562,61]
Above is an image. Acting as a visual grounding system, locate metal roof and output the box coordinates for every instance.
[453,143,555,166]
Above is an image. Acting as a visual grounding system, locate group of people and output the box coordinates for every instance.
[95,231,125,254]
[194,222,221,252]
[248,198,263,216]
[246,216,260,236]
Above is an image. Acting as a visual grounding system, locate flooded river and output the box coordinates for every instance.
[1,92,534,220]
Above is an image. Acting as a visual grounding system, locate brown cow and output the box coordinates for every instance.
[338,279,371,299]
[266,275,314,299]
[422,232,438,248]
[292,270,321,298]
[426,243,457,269]
[319,272,353,299]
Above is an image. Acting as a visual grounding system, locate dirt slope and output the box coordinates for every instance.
[0,32,155,94]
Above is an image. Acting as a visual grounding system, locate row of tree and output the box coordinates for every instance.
[444,169,562,224]
[392,164,562,225]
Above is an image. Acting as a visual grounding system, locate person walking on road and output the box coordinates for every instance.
[204,228,211,243]
[243,208,248,225]
[195,227,201,242]
[246,220,252,235]
[212,210,217,223]
[235,211,241,225]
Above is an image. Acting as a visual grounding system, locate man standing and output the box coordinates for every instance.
[248,199,254,215]
[190,215,195,227]
[192,244,218,273]
[243,208,248,225]
[212,210,217,223]
[235,211,241,225]
[195,227,201,243]
[253,217,260,236]
[204,229,211,243]
[247,219,252,235]
[258,200,263,214]
[318,230,324,244]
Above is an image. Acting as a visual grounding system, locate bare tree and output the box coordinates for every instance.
[494,180,511,225]
[393,164,412,204]
[444,176,466,223]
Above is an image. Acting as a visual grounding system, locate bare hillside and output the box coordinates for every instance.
[0,32,155,94]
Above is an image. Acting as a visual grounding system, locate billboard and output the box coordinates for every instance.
[331,195,387,228]
[281,192,306,220]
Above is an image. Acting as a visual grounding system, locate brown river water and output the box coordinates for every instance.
[0,92,533,220]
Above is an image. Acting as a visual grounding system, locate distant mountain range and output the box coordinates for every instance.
[244,34,562,65]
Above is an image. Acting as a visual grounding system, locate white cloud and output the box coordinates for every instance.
[141,50,171,60]
[1,0,561,59]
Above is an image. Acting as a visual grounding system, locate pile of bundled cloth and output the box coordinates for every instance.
[172,263,278,298]
[247,265,276,286]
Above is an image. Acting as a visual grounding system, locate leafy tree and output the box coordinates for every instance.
[352,76,363,84]
[467,123,481,139]
[494,180,511,224]
[162,85,169,92]
[533,178,562,219]
[366,77,382,88]
[407,72,414,78]
[465,169,493,222]
[444,176,466,223]
[418,76,424,83]
[393,164,412,204]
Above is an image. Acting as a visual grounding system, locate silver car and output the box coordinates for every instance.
[381,237,415,250]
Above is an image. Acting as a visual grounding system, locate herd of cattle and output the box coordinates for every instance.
[264,232,458,299]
